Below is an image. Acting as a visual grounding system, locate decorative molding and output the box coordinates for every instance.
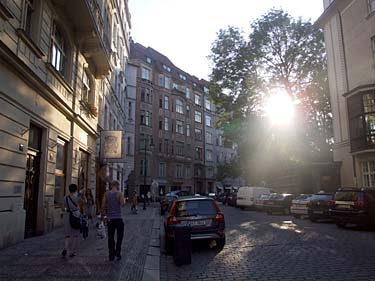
[0,2,13,20]
[16,29,46,59]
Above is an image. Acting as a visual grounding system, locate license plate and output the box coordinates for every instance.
[337,205,351,209]
[181,220,210,226]
[313,211,324,214]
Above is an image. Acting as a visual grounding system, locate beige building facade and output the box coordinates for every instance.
[317,0,375,187]
[0,0,131,248]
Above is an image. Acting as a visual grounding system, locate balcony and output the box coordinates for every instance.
[52,0,111,77]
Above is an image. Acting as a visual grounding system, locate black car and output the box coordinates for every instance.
[163,196,225,254]
[330,188,375,227]
[307,193,334,222]
[264,193,295,215]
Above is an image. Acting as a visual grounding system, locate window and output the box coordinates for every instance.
[195,128,202,141]
[195,167,202,177]
[186,105,190,115]
[127,136,132,155]
[206,132,213,144]
[141,87,152,103]
[195,147,203,160]
[146,57,152,63]
[141,67,151,81]
[176,99,183,114]
[164,117,169,131]
[205,97,211,110]
[54,138,67,206]
[205,115,212,127]
[176,141,184,156]
[185,166,191,178]
[128,102,132,120]
[176,120,184,134]
[51,22,66,74]
[186,124,191,137]
[22,0,36,38]
[159,75,164,86]
[141,110,152,126]
[159,141,162,153]
[81,70,90,102]
[186,88,191,99]
[362,161,375,187]
[348,92,375,151]
[164,96,169,110]
[195,111,202,123]
[369,0,375,13]
[206,150,213,161]
[372,37,375,62]
[195,94,201,106]
[165,77,171,89]
[176,164,184,178]
[159,97,162,108]
[159,162,166,177]
[179,73,186,80]
[140,159,149,176]
[173,82,178,89]
[164,139,169,154]
[163,64,171,72]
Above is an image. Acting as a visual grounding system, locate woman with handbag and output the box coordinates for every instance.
[62,183,82,258]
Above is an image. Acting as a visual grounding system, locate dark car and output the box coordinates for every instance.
[160,194,178,215]
[264,193,295,215]
[330,188,375,227]
[307,193,334,222]
[163,196,225,254]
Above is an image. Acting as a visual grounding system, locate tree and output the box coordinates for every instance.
[209,9,332,183]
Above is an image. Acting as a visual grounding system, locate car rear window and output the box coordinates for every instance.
[295,194,311,200]
[334,191,363,201]
[311,194,333,201]
[175,200,216,217]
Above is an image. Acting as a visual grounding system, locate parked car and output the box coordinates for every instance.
[254,193,272,211]
[307,193,334,222]
[160,194,178,215]
[330,188,375,227]
[163,196,226,254]
[217,192,229,204]
[236,186,270,210]
[208,193,217,200]
[227,191,238,207]
[264,193,295,215]
[291,194,312,218]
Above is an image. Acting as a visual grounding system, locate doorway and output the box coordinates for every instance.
[24,124,42,238]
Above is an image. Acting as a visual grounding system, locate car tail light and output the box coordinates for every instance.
[213,212,225,223]
[167,202,179,225]
[328,200,336,207]
[354,201,365,207]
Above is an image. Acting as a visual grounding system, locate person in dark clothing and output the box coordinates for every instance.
[101,180,125,261]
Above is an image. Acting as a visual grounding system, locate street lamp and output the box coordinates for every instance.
[143,138,154,210]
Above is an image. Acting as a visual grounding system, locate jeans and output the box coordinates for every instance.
[107,219,124,259]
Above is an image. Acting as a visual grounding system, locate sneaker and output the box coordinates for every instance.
[61,249,67,257]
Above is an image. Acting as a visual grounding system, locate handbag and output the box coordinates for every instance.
[66,196,81,230]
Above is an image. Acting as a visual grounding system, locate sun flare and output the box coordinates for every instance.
[264,92,295,126]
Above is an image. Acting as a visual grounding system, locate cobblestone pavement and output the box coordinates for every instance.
[0,204,157,281]
[161,204,375,281]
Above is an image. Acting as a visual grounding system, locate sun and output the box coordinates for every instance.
[264,92,295,126]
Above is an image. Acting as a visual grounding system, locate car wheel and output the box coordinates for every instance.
[216,237,225,249]
[165,237,174,255]
[309,216,316,222]
[293,214,301,219]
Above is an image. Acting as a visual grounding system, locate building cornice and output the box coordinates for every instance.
[315,0,353,27]
[343,84,375,98]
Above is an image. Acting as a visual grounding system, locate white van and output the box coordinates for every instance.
[236,186,270,209]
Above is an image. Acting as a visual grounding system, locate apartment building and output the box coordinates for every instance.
[0,0,131,248]
[316,0,375,187]
[128,42,235,196]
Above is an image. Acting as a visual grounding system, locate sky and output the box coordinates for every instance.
[129,0,324,80]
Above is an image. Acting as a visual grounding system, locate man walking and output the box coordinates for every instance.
[101,180,125,261]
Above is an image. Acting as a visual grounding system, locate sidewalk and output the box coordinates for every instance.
[0,203,161,281]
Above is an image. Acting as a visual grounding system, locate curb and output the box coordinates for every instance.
[142,207,161,281]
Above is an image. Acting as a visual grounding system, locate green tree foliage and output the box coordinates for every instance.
[209,9,332,184]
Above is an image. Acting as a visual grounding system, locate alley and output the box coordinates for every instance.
[161,204,375,281]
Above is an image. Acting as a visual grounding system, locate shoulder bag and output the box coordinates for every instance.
[66,196,81,230]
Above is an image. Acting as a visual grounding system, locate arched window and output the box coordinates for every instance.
[176,99,183,114]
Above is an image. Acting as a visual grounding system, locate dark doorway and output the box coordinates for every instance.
[24,124,42,238]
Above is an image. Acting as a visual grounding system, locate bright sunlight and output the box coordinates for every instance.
[264,91,295,126]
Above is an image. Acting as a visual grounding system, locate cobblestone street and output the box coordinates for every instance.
[161,204,375,281]
[0,205,158,281]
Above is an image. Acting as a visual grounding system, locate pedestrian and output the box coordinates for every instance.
[131,190,138,214]
[62,183,82,258]
[84,188,95,225]
[101,180,125,261]
[147,191,151,205]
